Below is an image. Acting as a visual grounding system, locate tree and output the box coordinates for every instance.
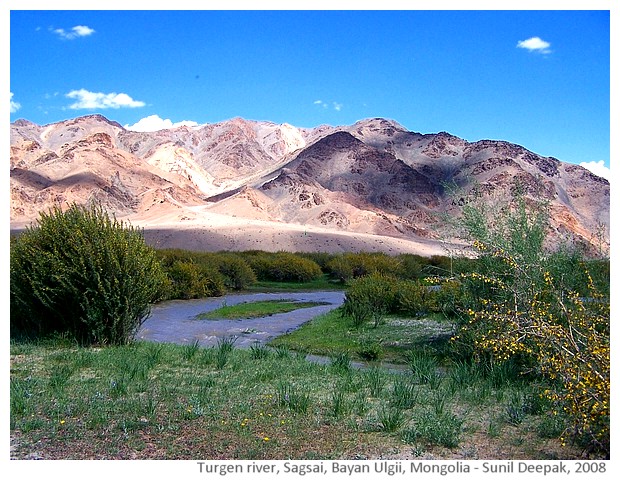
[11,203,167,345]
[449,185,610,456]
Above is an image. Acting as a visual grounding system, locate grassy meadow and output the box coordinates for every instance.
[10,332,578,460]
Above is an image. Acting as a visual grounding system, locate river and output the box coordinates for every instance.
[136,290,345,348]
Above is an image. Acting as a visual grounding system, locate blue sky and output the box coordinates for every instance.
[7,5,612,178]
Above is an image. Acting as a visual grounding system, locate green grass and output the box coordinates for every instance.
[268,308,455,364]
[268,309,356,357]
[195,299,330,320]
[10,337,584,460]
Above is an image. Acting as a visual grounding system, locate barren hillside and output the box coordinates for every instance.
[10,115,609,256]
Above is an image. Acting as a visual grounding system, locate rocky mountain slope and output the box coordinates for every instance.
[10,115,609,256]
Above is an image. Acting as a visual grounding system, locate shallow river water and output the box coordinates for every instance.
[136,291,345,349]
[136,290,411,372]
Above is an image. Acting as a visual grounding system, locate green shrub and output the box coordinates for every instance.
[427,255,454,276]
[428,279,473,317]
[155,249,226,299]
[10,203,166,345]
[451,183,610,456]
[165,261,202,299]
[327,252,400,282]
[325,255,354,283]
[164,260,225,299]
[393,280,431,316]
[243,251,272,280]
[342,273,396,327]
[215,253,256,290]
[248,252,322,283]
[298,252,335,272]
[356,336,384,361]
[395,253,426,280]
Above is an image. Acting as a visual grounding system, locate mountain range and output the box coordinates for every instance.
[10,115,610,256]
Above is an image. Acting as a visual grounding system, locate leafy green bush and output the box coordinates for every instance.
[426,279,475,317]
[325,255,354,283]
[392,280,432,316]
[326,252,401,282]
[155,249,226,299]
[247,251,322,283]
[214,253,256,290]
[298,252,335,271]
[10,204,166,345]
[164,260,225,299]
[449,184,610,456]
[343,273,441,324]
[356,337,384,361]
[343,273,396,328]
[394,253,426,280]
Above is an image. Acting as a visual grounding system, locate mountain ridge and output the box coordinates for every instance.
[10,115,609,256]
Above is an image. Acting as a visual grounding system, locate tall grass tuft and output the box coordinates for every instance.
[215,336,237,369]
[330,389,350,418]
[182,339,201,361]
[377,406,406,433]
[402,410,463,448]
[109,375,128,398]
[505,391,529,425]
[249,343,270,360]
[330,351,352,373]
[408,350,442,388]
[48,364,75,393]
[272,345,292,359]
[276,382,311,414]
[447,360,478,392]
[10,378,31,417]
[145,342,165,368]
[365,366,385,397]
[390,378,419,409]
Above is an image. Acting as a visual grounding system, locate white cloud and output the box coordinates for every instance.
[517,36,551,54]
[53,25,96,40]
[66,89,146,109]
[125,114,199,132]
[313,99,342,111]
[10,92,21,113]
[580,160,610,181]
